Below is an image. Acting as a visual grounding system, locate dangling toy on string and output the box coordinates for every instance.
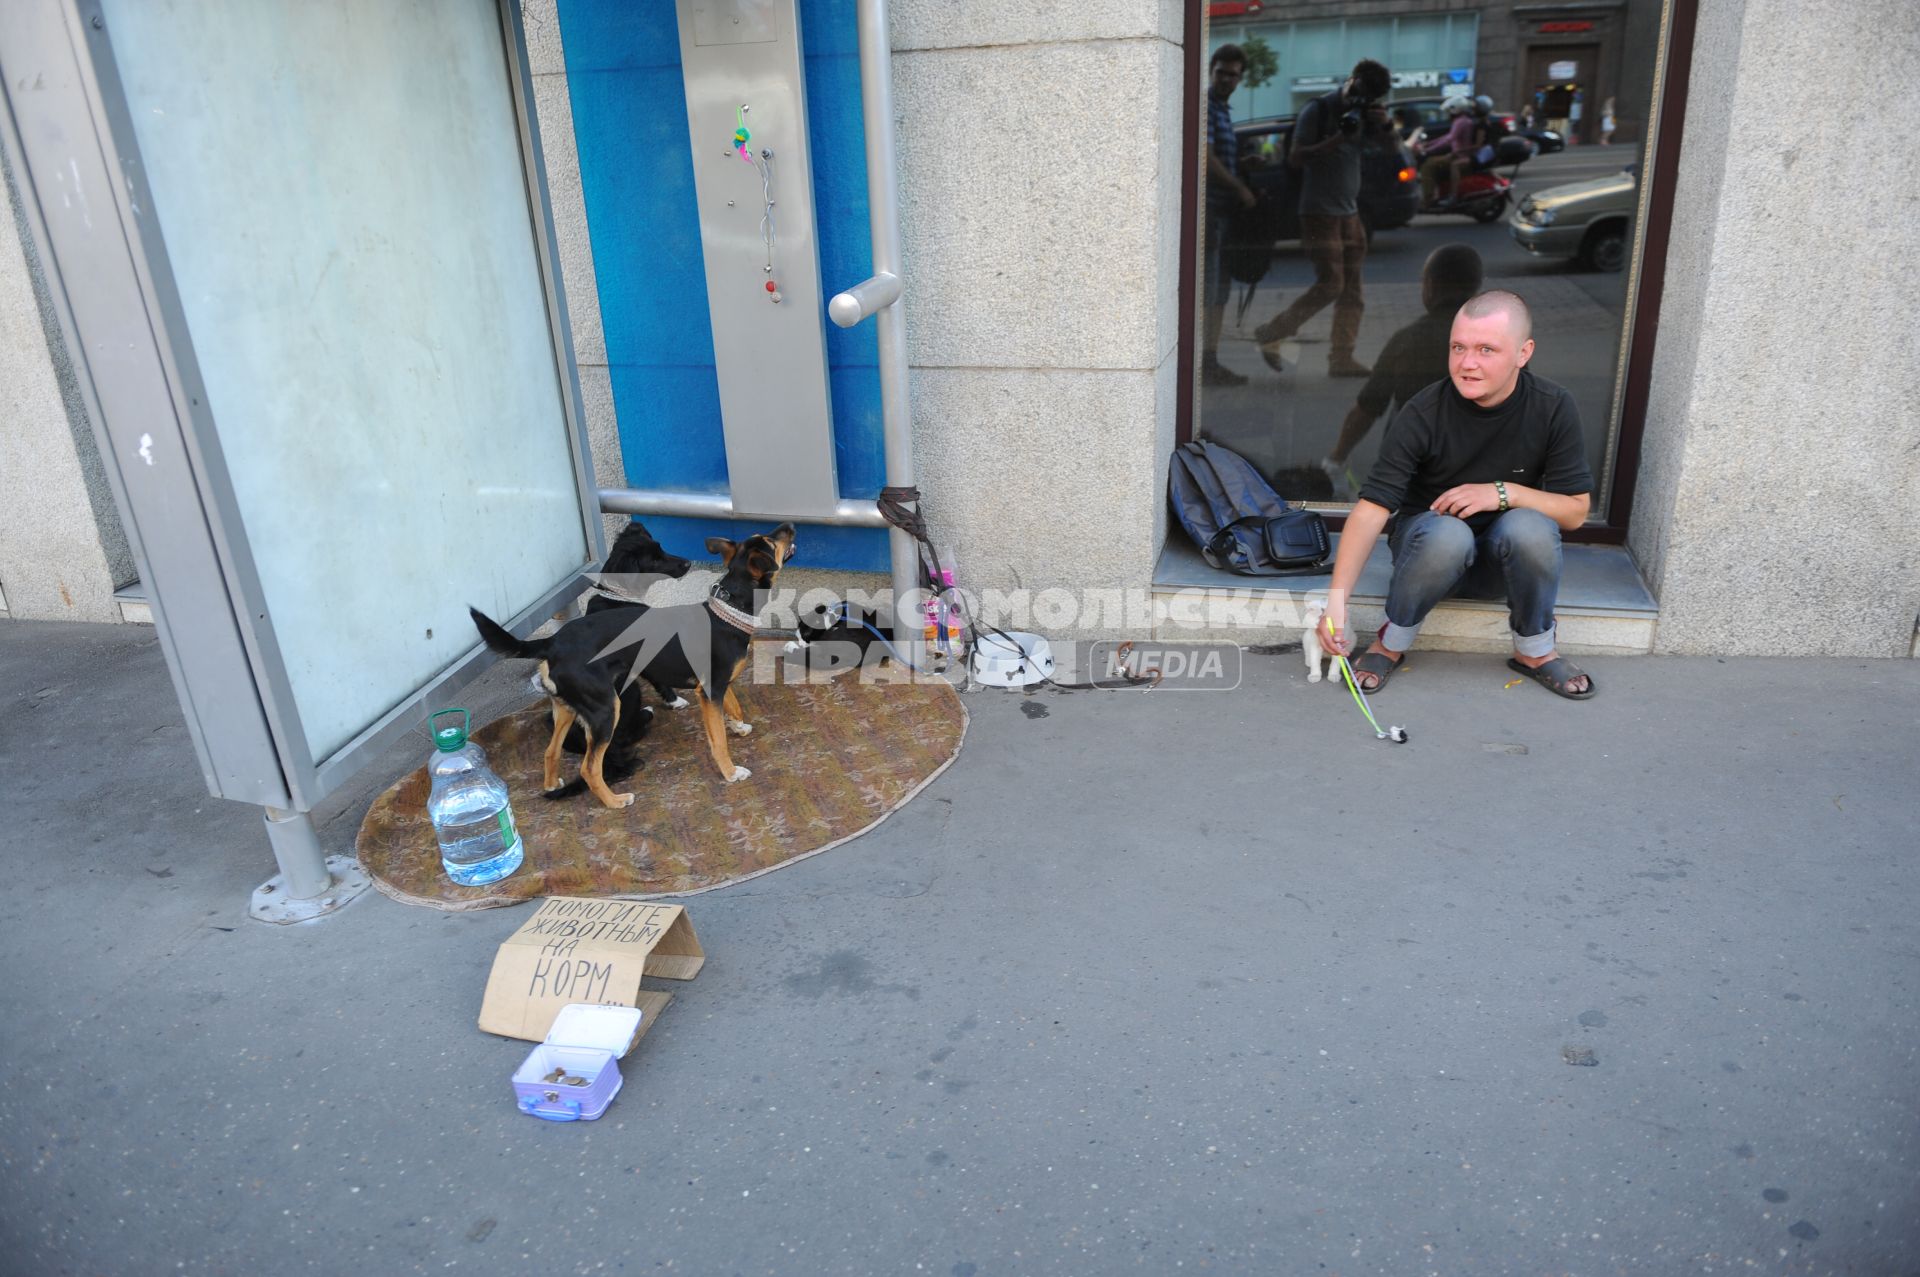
[723,104,781,303]
[732,104,753,162]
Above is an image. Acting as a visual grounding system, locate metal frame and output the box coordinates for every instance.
[851,0,920,650]
[0,0,607,909]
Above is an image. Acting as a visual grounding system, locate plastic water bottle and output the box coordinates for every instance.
[427,709,525,886]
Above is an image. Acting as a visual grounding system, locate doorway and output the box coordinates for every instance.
[1525,43,1600,143]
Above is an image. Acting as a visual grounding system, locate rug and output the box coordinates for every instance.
[358,670,967,910]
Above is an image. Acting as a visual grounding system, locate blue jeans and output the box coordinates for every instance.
[1382,510,1562,659]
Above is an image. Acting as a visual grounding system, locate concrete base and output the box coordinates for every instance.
[111,581,151,624]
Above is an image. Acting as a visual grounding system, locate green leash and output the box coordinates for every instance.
[1326,618,1408,744]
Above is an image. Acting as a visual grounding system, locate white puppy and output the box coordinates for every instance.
[1301,597,1328,683]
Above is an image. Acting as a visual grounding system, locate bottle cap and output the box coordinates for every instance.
[430,708,471,752]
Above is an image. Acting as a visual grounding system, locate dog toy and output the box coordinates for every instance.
[724,105,781,301]
[1325,617,1408,744]
[732,105,752,160]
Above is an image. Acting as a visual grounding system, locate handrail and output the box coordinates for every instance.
[598,488,887,528]
[827,270,901,328]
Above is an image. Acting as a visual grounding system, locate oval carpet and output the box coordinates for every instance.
[357,674,967,910]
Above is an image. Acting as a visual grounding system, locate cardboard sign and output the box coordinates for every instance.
[478,898,704,1044]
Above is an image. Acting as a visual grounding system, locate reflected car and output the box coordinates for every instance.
[1232,114,1421,240]
[1508,164,1638,272]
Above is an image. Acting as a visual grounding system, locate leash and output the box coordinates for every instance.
[1325,617,1408,744]
[829,603,916,668]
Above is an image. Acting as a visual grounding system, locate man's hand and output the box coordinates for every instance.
[1318,613,1354,657]
[1235,181,1257,210]
[1429,483,1501,519]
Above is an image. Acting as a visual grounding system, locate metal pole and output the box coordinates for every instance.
[261,807,332,898]
[853,0,922,653]
[599,488,889,528]
[827,271,901,328]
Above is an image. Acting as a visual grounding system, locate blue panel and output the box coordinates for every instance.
[559,0,887,572]
[607,365,728,491]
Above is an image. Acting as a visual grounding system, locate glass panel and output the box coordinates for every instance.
[103,0,589,760]
[1201,1,1662,518]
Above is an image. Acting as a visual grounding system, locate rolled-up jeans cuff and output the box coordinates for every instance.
[1381,621,1421,653]
[1512,624,1557,659]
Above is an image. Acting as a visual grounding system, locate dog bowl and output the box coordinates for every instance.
[970,631,1053,688]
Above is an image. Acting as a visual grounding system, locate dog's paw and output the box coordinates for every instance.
[604,791,636,809]
[640,706,656,722]
[727,719,753,737]
[1307,670,1322,683]
[726,765,751,783]
[665,695,691,710]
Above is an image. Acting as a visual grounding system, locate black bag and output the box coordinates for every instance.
[1221,204,1276,287]
[1168,439,1331,575]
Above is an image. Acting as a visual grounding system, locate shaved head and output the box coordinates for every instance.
[1458,290,1533,343]
[1448,291,1537,408]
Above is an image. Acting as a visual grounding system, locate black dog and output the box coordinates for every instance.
[584,520,693,615]
[551,521,694,775]
[471,523,796,806]
[784,601,896,675]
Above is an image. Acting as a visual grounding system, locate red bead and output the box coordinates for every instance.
[764,280,777,292]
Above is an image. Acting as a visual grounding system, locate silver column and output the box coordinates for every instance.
[852,0,922,652]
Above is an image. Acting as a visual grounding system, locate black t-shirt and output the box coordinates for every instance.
[1358,370,1593,532]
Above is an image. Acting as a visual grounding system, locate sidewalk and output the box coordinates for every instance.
[2,617,1915,1274]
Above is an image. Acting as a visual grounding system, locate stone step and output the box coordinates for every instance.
[1152,534,1657,655]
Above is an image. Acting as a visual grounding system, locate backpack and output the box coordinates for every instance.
[1168,440,1331,575]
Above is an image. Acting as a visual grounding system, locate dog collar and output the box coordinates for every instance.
[706,596,760,636]
[585,579,649,605]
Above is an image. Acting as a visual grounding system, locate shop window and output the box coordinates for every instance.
[1192,0,1684,537]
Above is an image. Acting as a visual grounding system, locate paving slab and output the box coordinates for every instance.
[1,617,1915,1275]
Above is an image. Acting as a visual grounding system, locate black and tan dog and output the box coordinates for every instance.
[470,523,796,807]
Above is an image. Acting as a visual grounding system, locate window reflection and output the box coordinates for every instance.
[1199,1,1662,515]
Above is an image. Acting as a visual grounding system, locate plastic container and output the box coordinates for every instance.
[512,1003,645,1122]
[427,708,525,886]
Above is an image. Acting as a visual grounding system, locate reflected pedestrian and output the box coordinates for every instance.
[1318,243,1483,498]
[1252,58,1392,379]
[1202,44,1257,387]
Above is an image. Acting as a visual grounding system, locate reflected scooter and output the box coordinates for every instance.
[1417,135,1536,224]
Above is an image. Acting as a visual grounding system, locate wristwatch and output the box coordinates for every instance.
[1495,480,1510,512]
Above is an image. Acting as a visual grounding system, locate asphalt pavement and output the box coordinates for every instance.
[3,616,1916,1275]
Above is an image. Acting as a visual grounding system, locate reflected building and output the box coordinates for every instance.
[1210,0,1663,146]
